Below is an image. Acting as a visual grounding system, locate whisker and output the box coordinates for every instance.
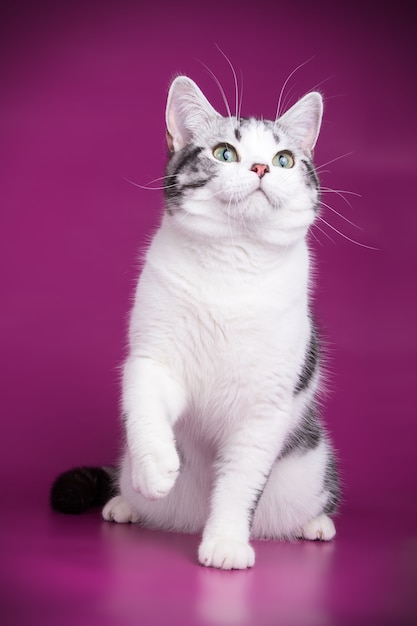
[279,84,297,118]
[321,186,361,199]
[215,44,240,120]
[197,59,233,121]
[312,222,336,244]
[176,206,191,225]
[309,74,335,94]
[308,228,324,247]
[144,174,177,185]
[238,69,244,120]
[317,216,380,250]
[199,187,226,201]
[315,152,354,172]
[275,56,315,120]
[320,187,361,214]
[124,176,176,191]
[320,200,363,230]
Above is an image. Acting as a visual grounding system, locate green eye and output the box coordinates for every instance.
[272,150,294,169]
[213,144,238,163]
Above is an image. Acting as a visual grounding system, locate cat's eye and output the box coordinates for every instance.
[272,150,295,169]
[213,144,238,163]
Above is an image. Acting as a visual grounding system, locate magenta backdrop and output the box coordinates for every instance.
[1,0,416,519]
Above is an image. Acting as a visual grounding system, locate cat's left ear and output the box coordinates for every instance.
[278,92,323,156]
[166,76,220,152]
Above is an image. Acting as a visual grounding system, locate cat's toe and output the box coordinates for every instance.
[131,445,180,500]
[302,514,336,541]
[102,495,139,523]
[198,537,255,570]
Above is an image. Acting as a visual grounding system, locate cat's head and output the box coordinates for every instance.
[164,76,322,246]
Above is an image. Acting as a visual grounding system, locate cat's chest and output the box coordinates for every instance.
[132,228,310,380]
[136,268,306,375]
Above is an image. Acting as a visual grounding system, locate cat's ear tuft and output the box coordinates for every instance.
[278,92,323,155]
[166,76,220,152]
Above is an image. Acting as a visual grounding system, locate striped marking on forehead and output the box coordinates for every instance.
[234,117,281,145]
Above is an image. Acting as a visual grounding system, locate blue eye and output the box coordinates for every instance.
[272,150,295,168]
[213,144,238,163]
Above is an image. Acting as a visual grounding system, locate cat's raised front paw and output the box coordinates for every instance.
[302,514,336,541]
[131,444,180,500]
[102,495,140,523]
[198,537,255,570]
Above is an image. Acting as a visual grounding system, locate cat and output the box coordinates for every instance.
[51,75,339,570]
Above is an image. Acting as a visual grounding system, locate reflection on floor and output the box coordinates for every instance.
[2,503,417,626]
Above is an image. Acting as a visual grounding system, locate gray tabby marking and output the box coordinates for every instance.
[165,145,216,211]
[295,327,320,395]
[323,454,340,514]
[280,404,323,459]
[302,159,320,191]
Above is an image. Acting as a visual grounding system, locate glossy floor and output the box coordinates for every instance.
[2,502,416,626]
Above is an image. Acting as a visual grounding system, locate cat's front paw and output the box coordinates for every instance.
[102,495,140,523]
[131,444,180,500]
[198,536,255,570]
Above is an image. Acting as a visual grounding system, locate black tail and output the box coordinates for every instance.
[50,466,117,514]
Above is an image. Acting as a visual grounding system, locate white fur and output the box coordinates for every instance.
[102,77,336,569]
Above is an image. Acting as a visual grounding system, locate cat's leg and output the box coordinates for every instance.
[198,412,290,570]
[251,437,339,541]
[122,356,187,501]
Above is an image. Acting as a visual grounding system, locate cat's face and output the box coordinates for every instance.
[165,77,322,246]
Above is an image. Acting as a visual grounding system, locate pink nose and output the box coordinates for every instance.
[251,163,269,178]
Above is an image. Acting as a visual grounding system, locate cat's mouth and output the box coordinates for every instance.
[249,186,272,204]
[230,187,277,219]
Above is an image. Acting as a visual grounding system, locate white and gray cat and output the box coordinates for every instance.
[52,76,339,570]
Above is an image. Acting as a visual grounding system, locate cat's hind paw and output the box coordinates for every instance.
[302,514,336,541]
[198,537,255,570]
[102,495,140,524]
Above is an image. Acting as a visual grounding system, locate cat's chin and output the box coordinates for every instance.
[170,190,314,247]
[248,188,274,208]
[224,196,314,239]
[217,191,274,224]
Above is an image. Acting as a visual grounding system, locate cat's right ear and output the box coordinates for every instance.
[166,76,220,152]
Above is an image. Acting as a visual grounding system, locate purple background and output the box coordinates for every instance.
[2,2,417,624]
[1,0,416,542]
